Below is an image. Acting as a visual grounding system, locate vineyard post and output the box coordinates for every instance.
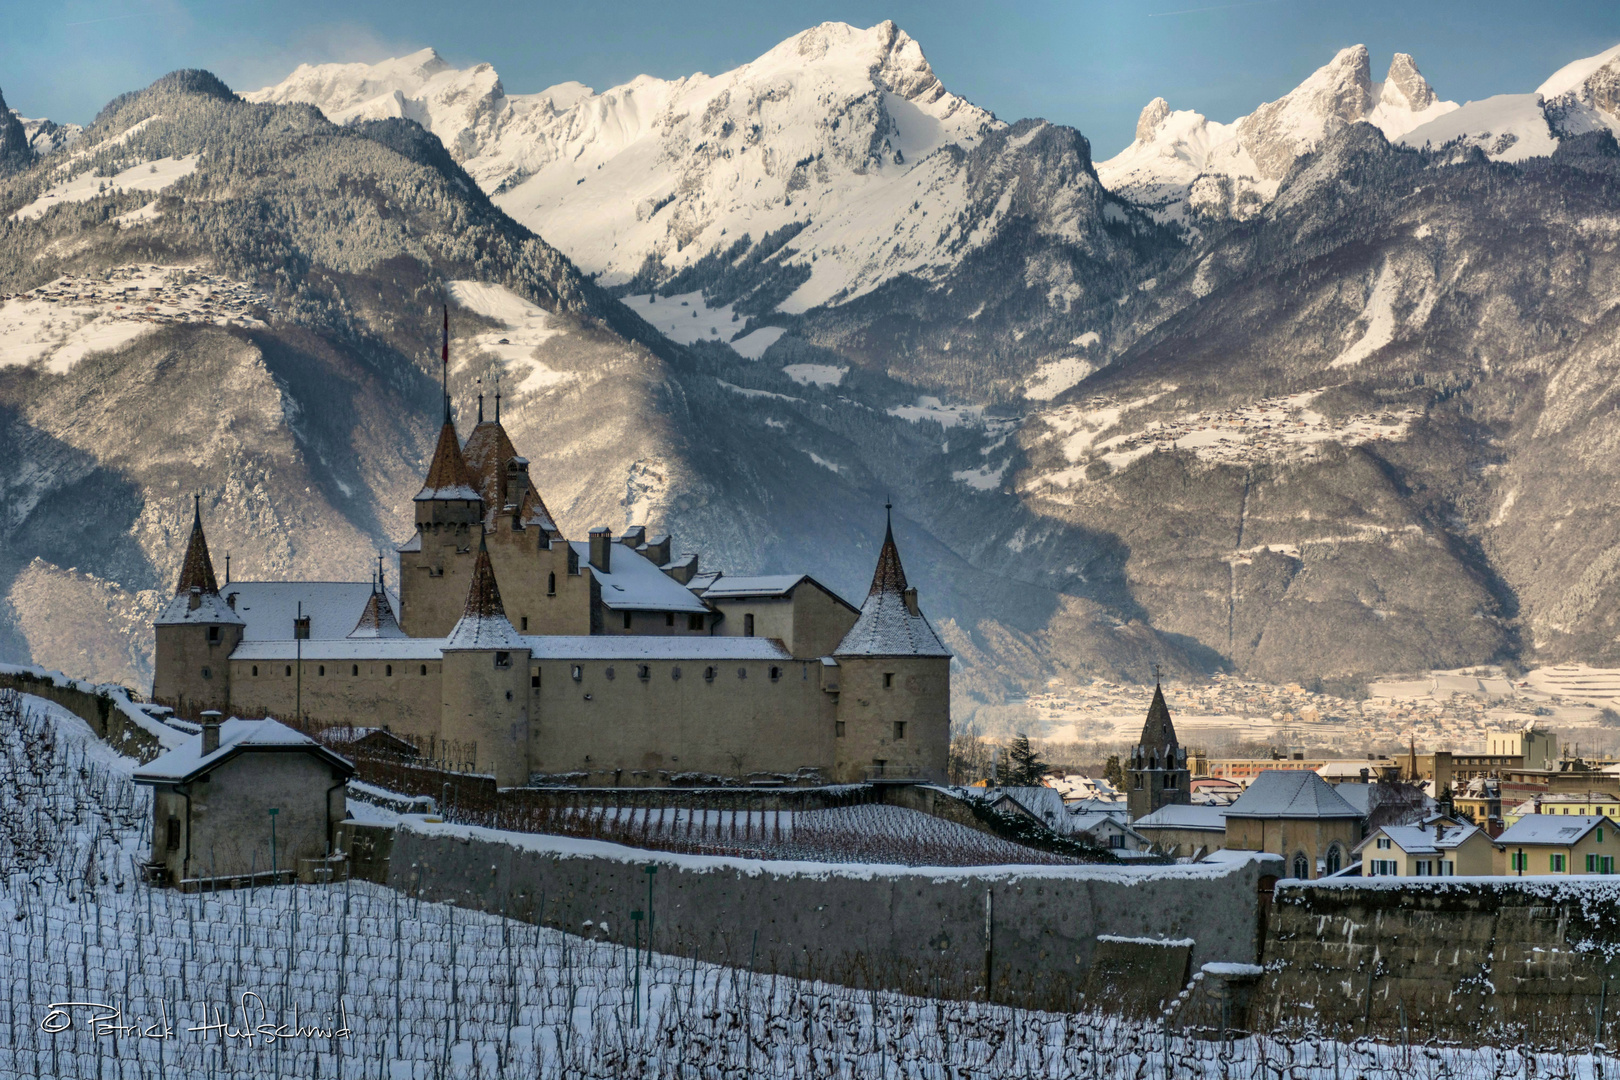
[644,864,657,968]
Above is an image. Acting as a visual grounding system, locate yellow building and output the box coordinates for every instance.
[1487,724,1559,771]
[1354,819,1493,877]
[1504,792,1620,825]
[1493,815,1617,876]
[1222,769,1364,879]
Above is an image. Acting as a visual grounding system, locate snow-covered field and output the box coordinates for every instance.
[1,687,1613,1077]
[9,153,200,222]
[622,292,786,359]
[0,265,272,374]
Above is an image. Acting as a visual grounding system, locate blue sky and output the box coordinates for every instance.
[3,0,1618,156]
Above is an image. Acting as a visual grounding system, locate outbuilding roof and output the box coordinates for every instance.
[1133,804,1229,832]
[1225,770,1362,819]
[134,717,353,785]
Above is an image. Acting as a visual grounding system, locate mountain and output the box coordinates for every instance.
[1097,47,1456,225]
[248,23,1173,402]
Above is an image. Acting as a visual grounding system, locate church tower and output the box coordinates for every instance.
[151,496,244,715]
[1126,680,1191,821]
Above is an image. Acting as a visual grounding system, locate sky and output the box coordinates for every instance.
[3,0,1618,157]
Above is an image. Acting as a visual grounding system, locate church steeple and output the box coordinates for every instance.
[1126,675,1191,821]
[174,494,220,596]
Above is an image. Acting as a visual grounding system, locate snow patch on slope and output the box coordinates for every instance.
[11,154,200,222]
[445,280,570,392]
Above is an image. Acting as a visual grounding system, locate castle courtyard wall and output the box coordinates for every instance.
[227,654,443,742]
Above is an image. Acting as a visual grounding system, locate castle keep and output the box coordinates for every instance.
[152,362,952,787]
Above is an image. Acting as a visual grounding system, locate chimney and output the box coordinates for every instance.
[188,585,202,611]
[621,525,647,549]
[588,527,612,573]
[200,710,222,756]
[902,586,920,616]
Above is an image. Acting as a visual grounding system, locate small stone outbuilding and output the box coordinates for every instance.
[134,713,354,887]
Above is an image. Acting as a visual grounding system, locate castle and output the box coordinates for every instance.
[151,351,952,787]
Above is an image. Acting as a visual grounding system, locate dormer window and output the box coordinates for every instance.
[294,616,310,640]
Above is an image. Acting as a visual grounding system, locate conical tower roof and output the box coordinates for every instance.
[174,495,220,596]
[462,418,519,510]
[414,420,481,502]
[445,535,524,650]
[1137,683,1179,752]
[348,581,406,639]
[834,508,951,658]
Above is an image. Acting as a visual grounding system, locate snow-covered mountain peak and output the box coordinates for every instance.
[1099,45,1454,225]
[1537,41,1620,101]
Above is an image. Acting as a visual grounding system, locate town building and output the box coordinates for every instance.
[1355,819,1492,877]
[1132,803,1228,859]
[134,712,354,887]
[1504,792,1620,825]
[1126,683,1190,820]
[1222,770,1363,879]
[1487,724,1560,770]
[1494,815,1617,876]
[150,363,952,788]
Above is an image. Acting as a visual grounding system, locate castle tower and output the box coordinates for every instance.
[151,496,244,715]
[439,534,531,786]
[1126,681,1191,820]
[831,507,952,783]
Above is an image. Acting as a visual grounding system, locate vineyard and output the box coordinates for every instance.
[0,690,1612,1078]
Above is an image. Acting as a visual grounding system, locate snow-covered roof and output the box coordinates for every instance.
[701,574,808,599]
[986,786,1070,828]
[221,582,377,640]
[1358,821,1483,856]
[686,571,723,592]
[1225,770,1362,819]
[415,420,481,502]
[571,542,710,613]
[348,586,406,638]
[134,717,352,784]
[1133,804,1228,831]
[444,538,525,651]
[523,636,792,661]
[833,519,951,659]
[1494,814,1608,847]
[156,590,245,627]
[231,639,446,660]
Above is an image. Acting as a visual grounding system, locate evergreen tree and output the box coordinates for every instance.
[1004,733,1047,786]
[1103,754,1124,790]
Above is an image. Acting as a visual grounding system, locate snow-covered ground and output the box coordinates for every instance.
[10,153,200,222]
[782,362,847,387]
[0,265,272,374]
[622,292,786,359]
[444,279,571,393]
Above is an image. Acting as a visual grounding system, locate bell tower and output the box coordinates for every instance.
[1126,675,1191,821]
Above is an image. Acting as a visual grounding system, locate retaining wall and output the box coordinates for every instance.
[362,819,1266,1012]
[0,664,179,761]
[1253,877,1620,1044]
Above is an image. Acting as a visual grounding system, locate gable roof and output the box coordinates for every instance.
[700,574,808,599]
[134,717,353,784]
[444,536,524,651]
[1133,804,1228,831]
[833,514,950,658]
[1225,769,1363,819]
[1495,814,1610,847]
[1356,820,1484,856]
[571,541,710,613]
[220,582,376,640]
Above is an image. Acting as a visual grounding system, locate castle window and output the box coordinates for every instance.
[605,666,616,680]
[531,673,540,688]
[352,665,359,677]
[769,666,782,682]
[665,612,675,627]
[201,667,212,680]
[251,666,258,677]
[1133,774,1143,790]
[318,665,325,677]
[688,614,703,631]
[420,664,428,676]
[571,665,583,682]
[637,664,650,681]
[623,611,632,630]
[893,721,906,740]
[743,614,754,637]
[520,617,528,632]
[836,721,846,738]
[207,626,220,643]
[704,666,716,682]
[672,666,682,680]
[882,672,894,689]
[495,652,512,669]
[286,666,292,677]
[737,667,747,680]
[547,573,556,595]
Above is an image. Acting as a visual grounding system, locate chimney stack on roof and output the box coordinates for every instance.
[188,586,202,611]
[200,710,221,756]
[902,586,920,616]
[589,527,612,573]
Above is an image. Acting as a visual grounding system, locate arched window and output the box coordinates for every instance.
[1325,845,1342,876]
[420,664,428,676]
[703,666,716,682]
[251,666,258,677]
[1293,853,1310,880]
[547,572,556,596]
[317,665,325,677]
[352,664,359,677]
